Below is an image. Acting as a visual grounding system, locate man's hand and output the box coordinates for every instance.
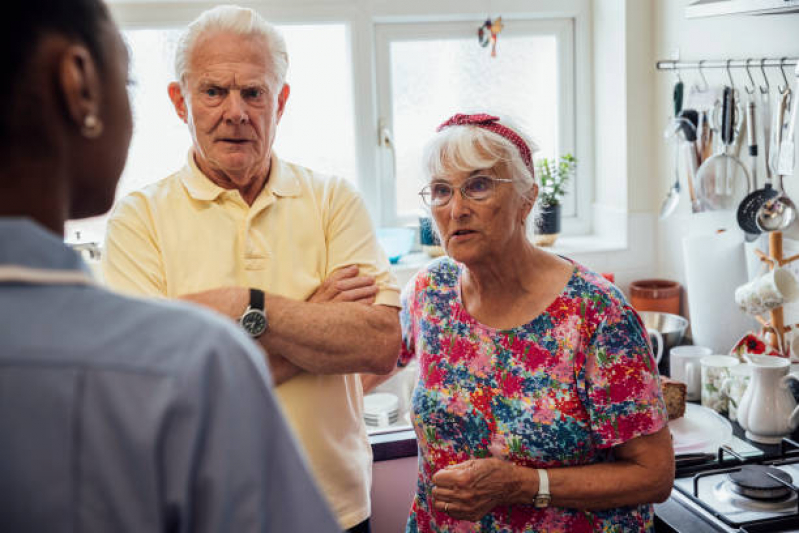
[308,265,378,305]
[431,458,522,522]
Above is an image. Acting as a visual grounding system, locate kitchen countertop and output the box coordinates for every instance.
[370,407,799,532]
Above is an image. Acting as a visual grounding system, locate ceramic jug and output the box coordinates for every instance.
[737,355,799,444]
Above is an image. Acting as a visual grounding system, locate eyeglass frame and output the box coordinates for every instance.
[418,174,514,208]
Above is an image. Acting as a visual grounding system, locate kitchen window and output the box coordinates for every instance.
[69,0,592,243]
[375,19,578,228]
[66,23,358,242]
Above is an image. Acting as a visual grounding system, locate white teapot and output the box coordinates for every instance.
[737,355,799,444]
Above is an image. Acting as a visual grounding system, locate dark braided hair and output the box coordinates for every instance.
[0,0,111,146]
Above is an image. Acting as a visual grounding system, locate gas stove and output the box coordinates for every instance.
[670,439,799,532]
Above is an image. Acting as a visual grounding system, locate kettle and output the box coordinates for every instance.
[737,355,799,444]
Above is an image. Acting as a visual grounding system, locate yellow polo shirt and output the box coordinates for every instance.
[102,152,400,529]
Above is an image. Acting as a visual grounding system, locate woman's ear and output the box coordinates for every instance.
[520,183,538,224]
[58,43,102,137]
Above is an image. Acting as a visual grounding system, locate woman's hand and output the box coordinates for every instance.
[431,458,523,522]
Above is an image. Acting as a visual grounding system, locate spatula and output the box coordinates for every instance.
[777,90,797,177]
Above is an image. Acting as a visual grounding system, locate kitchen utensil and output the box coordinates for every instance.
[673,79,684,118]
[669,403,733,454]
[769,88,791,178]
[757,181,797,232]
[758,87,798,232]
[737,354,799,444]
[638,311,689,354]
[777,69,798,176]
[698,110,713,165]
[659,153,681,219]
[678,110,702,213]
[661,112,699,219]
[668,111,703,214]
[696,87,751,211]
[737,98,776,235]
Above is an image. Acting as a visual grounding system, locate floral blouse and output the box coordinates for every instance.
[399,257,668,533]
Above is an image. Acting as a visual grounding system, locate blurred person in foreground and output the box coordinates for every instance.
[376,113,674,532]
[0,2,339,531]
[102,5,401,532]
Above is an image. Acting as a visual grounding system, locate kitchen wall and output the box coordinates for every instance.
[652,1,799,287]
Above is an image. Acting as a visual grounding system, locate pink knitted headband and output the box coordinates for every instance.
[436,113,534,175]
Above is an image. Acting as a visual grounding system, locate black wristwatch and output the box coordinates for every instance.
[240,288,268,338]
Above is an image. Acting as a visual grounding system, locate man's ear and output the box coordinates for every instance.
[58,44,101,133]
[275,83,290,123]
[168,82,189,124]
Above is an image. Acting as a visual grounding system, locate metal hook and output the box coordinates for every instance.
[759,58,770,94]
[726,59,735,89]
[779,57,790,94]
[674,67,682,84]
[697,60,709,92]
[744,59,756,95]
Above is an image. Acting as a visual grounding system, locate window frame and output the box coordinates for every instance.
[107,0,592,235]
[374,18,581,228]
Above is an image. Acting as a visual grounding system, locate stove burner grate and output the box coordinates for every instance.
[728,465,793,500]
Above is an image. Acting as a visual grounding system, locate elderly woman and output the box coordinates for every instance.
[398,113,673,532]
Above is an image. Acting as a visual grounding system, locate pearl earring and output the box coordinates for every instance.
[81,114,104,139]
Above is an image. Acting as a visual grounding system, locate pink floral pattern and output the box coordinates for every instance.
[400,257,668,532]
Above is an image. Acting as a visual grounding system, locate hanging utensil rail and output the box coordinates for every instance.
[656,58,797,72]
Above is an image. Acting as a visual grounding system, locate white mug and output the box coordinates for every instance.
[670,345,713,401]
[701,355,740,413]
[734,266,799,316]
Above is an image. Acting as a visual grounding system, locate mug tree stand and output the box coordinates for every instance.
[753,231,799,358]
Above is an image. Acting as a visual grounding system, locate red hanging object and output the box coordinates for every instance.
[477,16,504,57]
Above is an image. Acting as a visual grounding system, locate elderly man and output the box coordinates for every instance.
[103,5,401,532]
[1,1,339,531]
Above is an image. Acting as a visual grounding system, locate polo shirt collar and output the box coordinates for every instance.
[179,150,300,202]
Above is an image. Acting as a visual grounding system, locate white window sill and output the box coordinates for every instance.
[388,234,629,287]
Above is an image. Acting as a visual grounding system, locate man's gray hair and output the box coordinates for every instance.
[174,5,288,90]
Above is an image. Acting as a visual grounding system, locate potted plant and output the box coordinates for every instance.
[533,154,577,247]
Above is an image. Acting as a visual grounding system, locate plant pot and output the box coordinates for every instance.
[534,203,560,247]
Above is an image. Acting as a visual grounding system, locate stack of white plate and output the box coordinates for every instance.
[364,392,399,427]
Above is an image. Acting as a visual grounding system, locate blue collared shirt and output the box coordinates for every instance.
[0,218,340,533]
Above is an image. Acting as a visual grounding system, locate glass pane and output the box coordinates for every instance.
[275,25,357,185]
[388,35,560,218]
[67,24,356,243]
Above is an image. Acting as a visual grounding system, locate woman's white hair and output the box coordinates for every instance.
[422,116,539,198]
[174,5,288,90]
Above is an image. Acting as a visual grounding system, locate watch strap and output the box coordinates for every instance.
[250,288,265,311]
[534,469,551,508]
[537,469,549,496]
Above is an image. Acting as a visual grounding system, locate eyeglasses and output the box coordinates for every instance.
[419,175,514,207]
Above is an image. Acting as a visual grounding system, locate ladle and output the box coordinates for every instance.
[660,113,697,219]
[757,180,797,232]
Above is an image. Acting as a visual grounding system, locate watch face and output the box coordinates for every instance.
[241,309,267,337]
